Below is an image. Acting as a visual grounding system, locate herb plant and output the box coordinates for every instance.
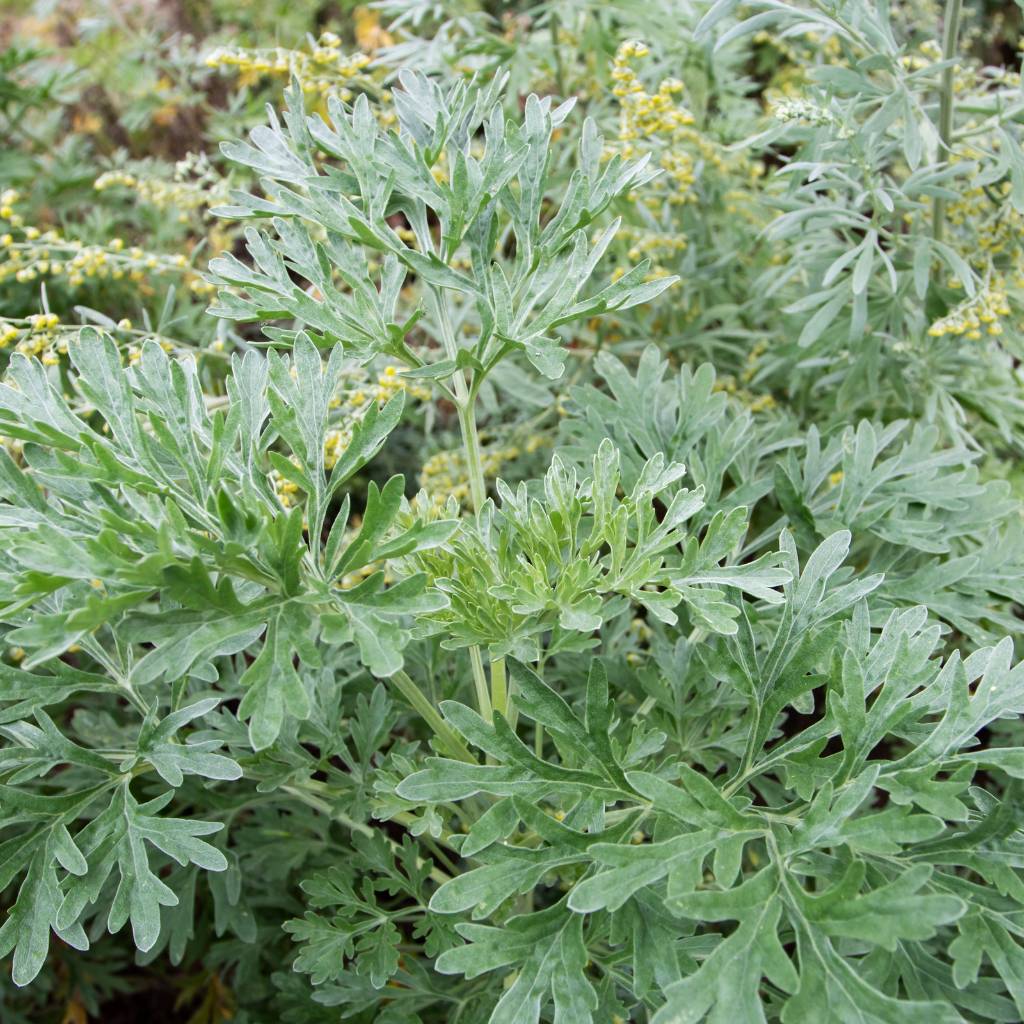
[2,2,1024,1023]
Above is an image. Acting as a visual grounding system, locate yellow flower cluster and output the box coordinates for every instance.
[944,177,1024,261]
[928,280,1011,340]
[371,364,431,405]
[95,170,206,224]
[271,469,301,508]
[1,316,201,367]
[612,42,694,140]
[747,393,777,413]
[753,29,802,65]
[898,38,979,93]
[268,429,355,506]
[619,227,688,263]
[608,39,758,279]
[324,427,351,469]
[420,443,522,507]
[0,313,62,363]
[0,189,20,222]
[757,30,844,102]
[205,35,374,99]
[29,312,58,330]
[611,41,698,204]
[12,320,59,361]
[764,64,811,103]
[0,201,206,293]
[125,335,179,365]
[912,114,1024,336]
[712,373,777,413]
[95,154,229,224]
[900,39,943,72]
[353,8,394,52]
[722,184,768,224]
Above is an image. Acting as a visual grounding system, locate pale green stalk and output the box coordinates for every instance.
[933,0,964,241]
[430,286,508,722]
[456,397,487,513]
[392,669,474,762]
[490,654,508,719]
[469,646,493,722]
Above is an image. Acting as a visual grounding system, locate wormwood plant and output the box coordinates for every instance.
[1,36,1024,1024]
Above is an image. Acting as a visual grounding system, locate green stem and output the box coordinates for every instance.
[429,286,493,720]
[933,0,963,242]
[490,654,508,720]
[456,394,487,513]
[469,646,493,723]
[281,784,375,838]
[391,670,475,763]
[430,287,488,512]
[281,784,451,884]
[454,373,491,721]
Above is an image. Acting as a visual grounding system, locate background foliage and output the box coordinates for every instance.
[2,0,1024,1021]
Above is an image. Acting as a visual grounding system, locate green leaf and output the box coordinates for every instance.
[134,698,242,786]
[237,606,312,750]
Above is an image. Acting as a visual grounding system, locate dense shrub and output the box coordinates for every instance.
[1,1,1024,1021]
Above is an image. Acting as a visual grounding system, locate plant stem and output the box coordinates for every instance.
[490,654,508,719]
[933,0,963,241]
[281,784,375,837]
[533,652,549,756]
[454,383,498,718]
[450,366,499,724]
[456,395,487,513]
[281,784,451,884]
[391,669,475,762]
[469,646,493,722]
[429,286,488,512]
[430,288,496,721]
